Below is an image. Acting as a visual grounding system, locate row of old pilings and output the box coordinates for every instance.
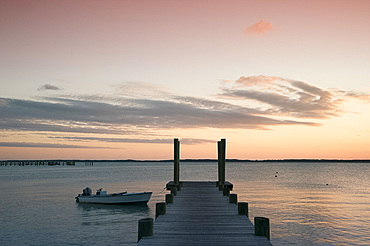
[215,138,270,240]
[0,160,75,166]
[226,190,270,241]
[138,138,180,242]
[137,188,176,242]
[85,161,94,166]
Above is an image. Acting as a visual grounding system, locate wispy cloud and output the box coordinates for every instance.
[0,91,316,136]
[234,76,280,87]
[48,136,214,145]
[220,76,357,119]
[0,142,108,148]
[336,90,370,101]
[245,20,273,35]
[1,78,364,148]
[38,84,61,91]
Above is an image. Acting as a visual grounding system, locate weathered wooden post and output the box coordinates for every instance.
[156,202,166,218]
[254,217,270,240]
[220,138,226,186]
[174,138,180,188]
[217,140,221,187]
[165,193,174,204]
[218,139,226,191]
[238,202,249,217]
[170,187,177,196]
[229,193,237,205]
[223,187,230,196]
[137,218,153,242]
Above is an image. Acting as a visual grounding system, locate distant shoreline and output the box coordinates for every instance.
[84,159,370,163]
[2,159,370,163]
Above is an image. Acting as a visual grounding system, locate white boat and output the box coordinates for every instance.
[75,187,152,204]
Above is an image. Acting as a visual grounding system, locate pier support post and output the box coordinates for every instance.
[170,188,177,196]
[217,139,226,189]
[229,193,237,205]
[254,217,270,240]
[156,202,166,218]
[223,187,230,196]
[165,193,174,204]
[174,138,180,188]
[137,218,153,242]
[238,202,249,217]
[220,139,226,186]
[217,140,221,187]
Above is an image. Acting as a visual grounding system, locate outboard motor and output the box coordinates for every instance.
[86,187,92,195]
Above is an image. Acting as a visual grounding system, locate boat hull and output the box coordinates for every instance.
[76,192,152,204]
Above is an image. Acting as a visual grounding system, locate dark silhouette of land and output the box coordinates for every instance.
[2,159,370,164]
[76,159,370,163]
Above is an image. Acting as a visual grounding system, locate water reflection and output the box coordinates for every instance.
[77,203,150,226]
[77,203,149,213]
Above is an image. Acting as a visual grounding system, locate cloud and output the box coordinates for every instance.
[0,142,108,148]
[116,82,172,99]
[337,90,370,101]
[220,76,345,119]
[3,77,363,145]
[235,76,281,87]
[245,20,273,35]
[1,79,366,150]
[0,89,317,138]
[38,84,61,91]
[48,136,215,145]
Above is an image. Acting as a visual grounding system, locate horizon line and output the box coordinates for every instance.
[1,158,370,163]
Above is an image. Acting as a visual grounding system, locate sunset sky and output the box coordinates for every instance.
[1,0,370,160]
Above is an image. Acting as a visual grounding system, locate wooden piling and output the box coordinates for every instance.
[229,193,237,205]
[174,138,180,187]
[217,140,221,187]
[138,218,154,242]
[238,202,249,217]
[223,187,230,196]
[165,194,174,204]
[170,188,177,196]
[254,217,270,240]
[156,202,166,218]
[220,139,226,186]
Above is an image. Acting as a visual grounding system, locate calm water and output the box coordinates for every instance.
[0,161,369,245]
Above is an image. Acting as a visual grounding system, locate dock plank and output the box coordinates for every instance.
[138,181,272,246]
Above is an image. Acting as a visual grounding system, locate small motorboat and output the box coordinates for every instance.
[75,187,152,204]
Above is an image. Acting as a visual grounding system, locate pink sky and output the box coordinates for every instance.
[1,0,370,160]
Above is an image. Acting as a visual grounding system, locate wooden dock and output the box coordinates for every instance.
[138,181,272,246]
[137,139,272,245]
